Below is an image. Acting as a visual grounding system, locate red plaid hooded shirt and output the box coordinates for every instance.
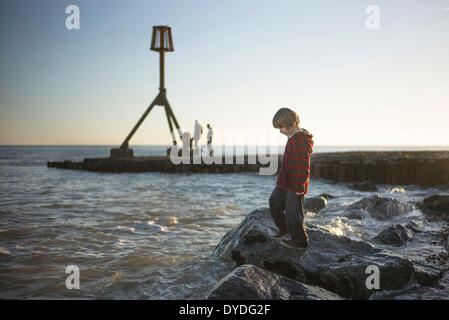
[276,128,314,194]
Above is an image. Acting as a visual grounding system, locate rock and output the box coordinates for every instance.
[370,271,449,300]
[411,261,442,287]
[319,193,335,199]
[424,251,449,265]
[206,264,343,300]
[213,209,415,299]
[420,194,449,214]
[370,284,449,300]
[304,196,327,213]
[346,195,414,221]
[372,220,423,246]
[368,283,423,300]
[350,181,378,192]
[345,208,370,220]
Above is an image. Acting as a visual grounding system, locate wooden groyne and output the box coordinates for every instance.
[310,151,449,187]
[47,151,449,186]
[47,155,275,174]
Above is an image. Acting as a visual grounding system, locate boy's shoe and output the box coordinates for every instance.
[281,238,308,249]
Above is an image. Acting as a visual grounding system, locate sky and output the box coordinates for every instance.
[0,0,448,146]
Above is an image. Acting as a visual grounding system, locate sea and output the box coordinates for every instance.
[1,145,449,299]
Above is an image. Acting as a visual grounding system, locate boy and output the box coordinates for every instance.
[269,107,314,248]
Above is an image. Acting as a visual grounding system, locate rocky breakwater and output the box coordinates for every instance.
[207,194,449,300]
[310,151,449,187]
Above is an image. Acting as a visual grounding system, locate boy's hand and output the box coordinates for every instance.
[296,192,304,196]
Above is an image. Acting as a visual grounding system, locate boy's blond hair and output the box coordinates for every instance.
[272,107,300,128]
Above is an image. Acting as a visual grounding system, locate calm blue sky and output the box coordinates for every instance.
[1,0,448,146]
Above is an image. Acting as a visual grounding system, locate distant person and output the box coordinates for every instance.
[193,120,203,155]
[180,131,192,157]
[269,107,314,248]
[206,124,214,157]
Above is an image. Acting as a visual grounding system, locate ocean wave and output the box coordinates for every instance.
[40,203,83,209]
[131,220,168,233]
[0,247,11,255]
[114,238,133,248]
[156,216,178,226]
[0,229,29,238]
[182,224,202,230]
[116,226,136,233]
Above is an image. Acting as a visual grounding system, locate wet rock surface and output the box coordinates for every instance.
[346,195,414,221]
[206,264,343,300]
[372,221,423,247]
[420,194,449,215]
[304,196,327,213]
[209,199,449,300]
[213,209,421,299]
[370,271,449,300]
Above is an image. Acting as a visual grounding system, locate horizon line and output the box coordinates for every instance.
[1,144,449,147]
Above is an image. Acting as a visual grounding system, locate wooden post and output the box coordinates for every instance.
[112,26,180,158]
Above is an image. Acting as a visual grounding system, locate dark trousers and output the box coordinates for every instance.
[269,185,308,244]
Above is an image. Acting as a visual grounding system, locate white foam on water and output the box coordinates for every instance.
[0,247,11,255]
[389,187,407,194]
[116,226,136,233]
[114,238,132,249]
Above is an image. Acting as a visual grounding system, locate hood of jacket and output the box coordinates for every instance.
[298,128,314,154]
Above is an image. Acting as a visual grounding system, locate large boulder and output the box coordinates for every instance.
[411,260,443,287]
[304,196,327,213]
[420,195,449,214]
[370,271,449,300]
[206,264,343,300]
[372,221,423,247]
[213,209,416,299]
[345,208,371,220]
[346,195,414,221]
